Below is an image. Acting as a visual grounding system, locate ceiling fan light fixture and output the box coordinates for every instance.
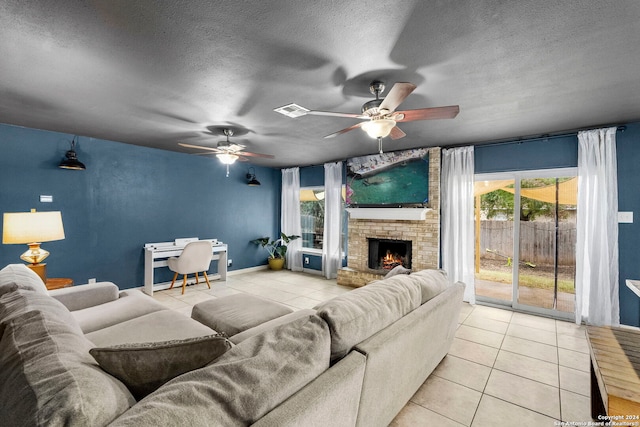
[361,119,396,139]
[216,153,239,165]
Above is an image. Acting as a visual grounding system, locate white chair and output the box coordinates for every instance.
[167,241,213,295]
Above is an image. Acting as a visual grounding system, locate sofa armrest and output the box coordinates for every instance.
[49,282,120,311]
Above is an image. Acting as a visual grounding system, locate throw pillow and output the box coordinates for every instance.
[90,334,232,400]
[0,287,83,336]
[0,264,48,297]
[315,279,421,362]
[108,314,330,427]
[0,310,135,426]
[411,269,452,304]
[384,265,411,278]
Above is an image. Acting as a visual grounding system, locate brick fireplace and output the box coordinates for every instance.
[337,147,441,287]
[368,238,412,271]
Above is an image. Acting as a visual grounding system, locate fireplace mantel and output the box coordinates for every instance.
[345,207,432,221]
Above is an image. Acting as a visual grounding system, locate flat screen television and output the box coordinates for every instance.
[346,148,430,207]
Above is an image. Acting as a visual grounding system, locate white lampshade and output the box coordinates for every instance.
[3,210,65,244]
[3,209,65,267]
[361,119,396,139]
[216,153,239,165]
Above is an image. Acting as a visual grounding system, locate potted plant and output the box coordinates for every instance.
[251,233,300,270]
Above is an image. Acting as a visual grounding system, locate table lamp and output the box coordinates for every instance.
[2,209,65,281]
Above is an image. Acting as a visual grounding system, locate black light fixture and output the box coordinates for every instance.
[246,167,261,186]
[59,136,86,170]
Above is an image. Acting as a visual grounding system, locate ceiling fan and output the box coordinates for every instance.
[274,80,459,153]
[178,129,274,176]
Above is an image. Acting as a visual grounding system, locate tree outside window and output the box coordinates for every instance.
[300,188,324,249]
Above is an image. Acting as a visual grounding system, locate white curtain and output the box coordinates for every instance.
[575,127,619,326]
[441,146,476,303]
[323,162,343,279]
[281,167,303,271]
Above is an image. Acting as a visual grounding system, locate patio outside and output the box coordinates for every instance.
[474,177,577,313]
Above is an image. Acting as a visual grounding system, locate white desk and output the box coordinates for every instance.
[626,279,640,298]
[143,238,227,295]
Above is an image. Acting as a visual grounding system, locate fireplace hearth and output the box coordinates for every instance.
[368,238,412,272]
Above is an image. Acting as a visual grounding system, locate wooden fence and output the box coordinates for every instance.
[480,220,576,266]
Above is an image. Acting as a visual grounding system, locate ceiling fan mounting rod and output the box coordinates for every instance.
[369,80,385,99]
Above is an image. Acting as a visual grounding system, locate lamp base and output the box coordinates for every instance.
[27,263,47,282]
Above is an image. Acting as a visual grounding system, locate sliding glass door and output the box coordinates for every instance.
[475,169,577,319]
[474,178,515,304]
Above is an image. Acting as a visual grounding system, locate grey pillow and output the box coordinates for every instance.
[109,313,331,427]
[384,265,411,278]
[0,263,48,297]
[0,287,83,335]
[411,269,452,304]
[315,278,421,362]
[0,310,135,426]
[90,334,232,400]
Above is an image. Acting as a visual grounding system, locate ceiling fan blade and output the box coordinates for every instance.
[178,142,222,153]
[389,126,406,140]
[307,110,366,119]
[395,105,460,122]
[379,82,416,113]
[323,122,364,139]
[236,151,275,159]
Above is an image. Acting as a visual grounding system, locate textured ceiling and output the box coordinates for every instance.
[1,1,639,167]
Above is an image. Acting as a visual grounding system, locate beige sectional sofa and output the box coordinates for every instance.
[0,263,464,426]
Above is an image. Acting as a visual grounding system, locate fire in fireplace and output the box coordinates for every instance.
[368,238,412,271]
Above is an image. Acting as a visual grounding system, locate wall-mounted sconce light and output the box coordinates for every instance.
[246,167,261,186]
[59,136,86,170]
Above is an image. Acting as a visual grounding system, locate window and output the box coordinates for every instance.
[300,187,325,249]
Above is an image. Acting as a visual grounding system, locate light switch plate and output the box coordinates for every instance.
[618,211,634,223]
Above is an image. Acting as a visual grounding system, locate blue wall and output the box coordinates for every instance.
[614,123,640,326]
[475,124,640,326]
[300,165,325,187]
[475,134,579,173]
[0,124,280,289]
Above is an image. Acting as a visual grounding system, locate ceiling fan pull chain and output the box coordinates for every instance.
[377,137,383,154]
[226,164,230,177]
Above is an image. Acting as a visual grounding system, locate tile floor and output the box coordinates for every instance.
[152,269,592,427]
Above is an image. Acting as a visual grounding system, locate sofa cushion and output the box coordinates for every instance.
[0,310,135,426]
[411,269,453,304]
[0,263,47,297]
[85,309,218,347]
[0,287,83,336]
[72,289,168,334]
[109,313,331,427]
[90,334,232,400]
[315,277,421,362]
[229,309,316,344]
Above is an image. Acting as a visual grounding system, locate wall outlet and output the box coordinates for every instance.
[227,259,232,267]
[304,256,310,265]
[618,211,634,223]
[88,278,96,284]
